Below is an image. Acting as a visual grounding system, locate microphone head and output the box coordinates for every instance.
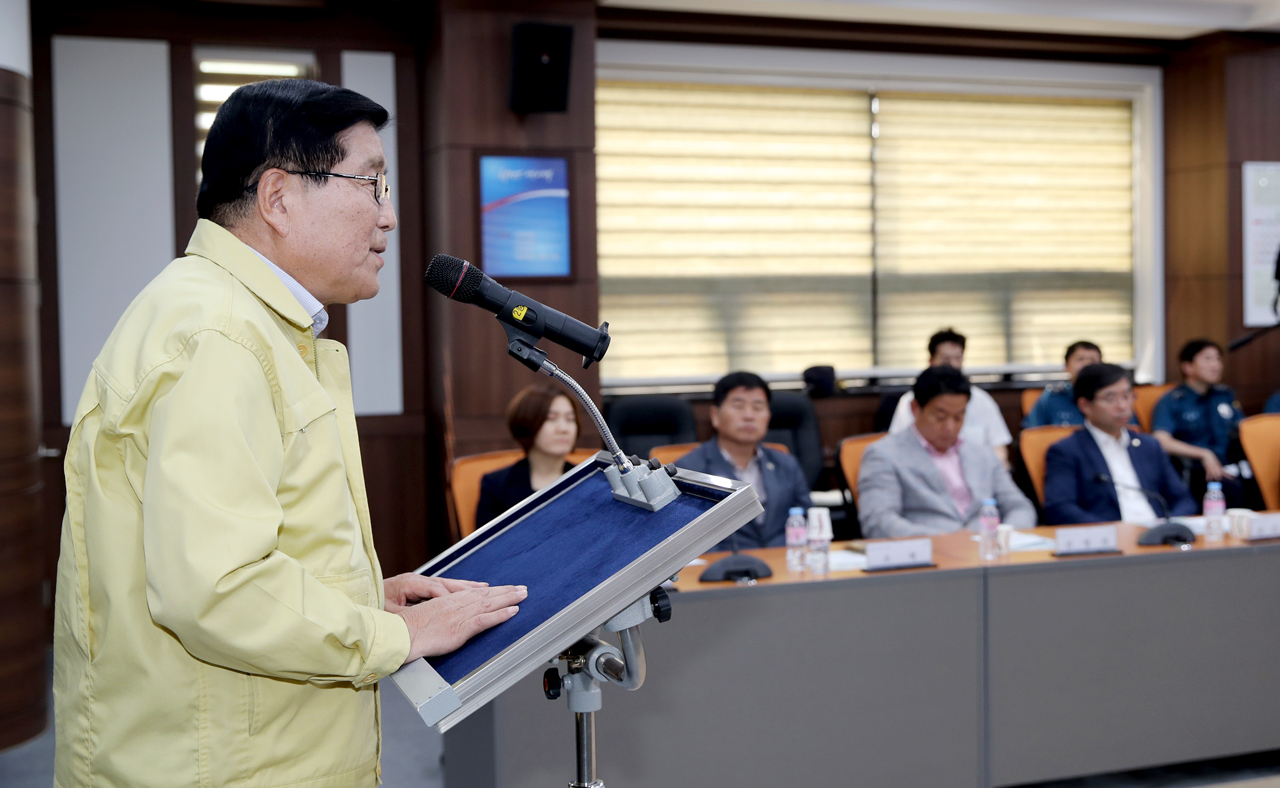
[425,254,484,303]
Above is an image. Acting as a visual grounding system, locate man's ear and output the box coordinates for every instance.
[709,406,721,432]
[910,399,920,418]
[255,168,292,237]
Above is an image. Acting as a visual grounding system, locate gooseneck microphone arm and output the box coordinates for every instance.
[425,254,633,475]
[1095,472,1171,523]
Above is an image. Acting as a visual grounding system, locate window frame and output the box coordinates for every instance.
[595,39,1164,389]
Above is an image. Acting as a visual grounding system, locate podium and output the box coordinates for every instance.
[390,451,762,733]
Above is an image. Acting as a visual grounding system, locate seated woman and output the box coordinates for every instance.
[475,384,580,528]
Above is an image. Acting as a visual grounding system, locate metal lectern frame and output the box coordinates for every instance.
[389,453,762,733]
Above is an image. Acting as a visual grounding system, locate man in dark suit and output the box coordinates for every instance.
[677,371,811,551]
[1043,363,1196,525]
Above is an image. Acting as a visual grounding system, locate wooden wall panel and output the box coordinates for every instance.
[1224,48,1280,411]
[425,0,603,474]
[0,66,46,749]
[357,424,427,576]
[1162,36,1280,411]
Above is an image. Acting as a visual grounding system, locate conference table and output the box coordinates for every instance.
[442,524,1280,788]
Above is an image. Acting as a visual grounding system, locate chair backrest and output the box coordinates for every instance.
[1240,414,1280,510]
[648,442,699,466]
[1021,387,1044,417]
[764,391,824,488]
[873,391,906,433]
[648,441,790,468]
[1019,425,1078,504]
[1133,383,1175,433]
[451,448,599,538]
[837,432,886,504]
[604,395,698,459]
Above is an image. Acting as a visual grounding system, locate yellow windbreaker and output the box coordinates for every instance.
[53,220,412,788]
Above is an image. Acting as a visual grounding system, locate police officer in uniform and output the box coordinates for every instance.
[1151,339,1253,507]
[1024,341,1105,428]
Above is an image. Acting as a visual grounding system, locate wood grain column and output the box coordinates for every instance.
[424,0,601,547]
[1165,34,1280,413]
[0,66,46,750]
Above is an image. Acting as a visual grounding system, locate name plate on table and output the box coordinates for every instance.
[1248,513,1280,541]
[864,538,935,572]
[1054,524,1120,556]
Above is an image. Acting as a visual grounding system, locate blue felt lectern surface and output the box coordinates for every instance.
[427,469,723,684]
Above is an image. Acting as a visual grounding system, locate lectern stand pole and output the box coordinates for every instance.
[574,711,599,788]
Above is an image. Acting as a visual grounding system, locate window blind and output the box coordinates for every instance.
[598,82,1137,384]
[596,80,874,381]
[872,92,1134,369]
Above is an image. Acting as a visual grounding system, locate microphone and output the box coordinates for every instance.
[425,254,610,368]
[1095,472,1170,523]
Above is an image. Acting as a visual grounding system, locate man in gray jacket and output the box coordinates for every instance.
[859,365,1035,538]
[677,371,812,551]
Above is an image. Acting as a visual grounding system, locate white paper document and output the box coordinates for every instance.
[829,551,868,572]
[970,531,1056,552]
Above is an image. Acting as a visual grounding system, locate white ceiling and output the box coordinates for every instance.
[599,0,1280,39]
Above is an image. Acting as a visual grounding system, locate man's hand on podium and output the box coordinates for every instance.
[384,573,527,663]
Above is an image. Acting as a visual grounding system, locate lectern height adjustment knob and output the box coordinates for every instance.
[649,587,672,623]
[543,668,562,700]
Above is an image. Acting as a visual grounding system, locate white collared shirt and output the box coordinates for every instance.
[719,441,769,523]
[889,386,1013,448]
[249,248,329,338]
[1084,420,1159,524]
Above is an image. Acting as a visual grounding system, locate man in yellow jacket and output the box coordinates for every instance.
[53,79,527,788]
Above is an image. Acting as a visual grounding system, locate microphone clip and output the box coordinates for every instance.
[502,322,550,374]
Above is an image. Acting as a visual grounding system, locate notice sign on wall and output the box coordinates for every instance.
[479,155,571,278]
[1242,162,1280,327]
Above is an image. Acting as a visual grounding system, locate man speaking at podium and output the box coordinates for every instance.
[52,80,525,788]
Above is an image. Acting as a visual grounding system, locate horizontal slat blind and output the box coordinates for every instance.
[597,82,1136,382]
[597,80,873,379]
[874,93,1133,368]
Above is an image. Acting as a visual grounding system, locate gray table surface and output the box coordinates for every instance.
[443,538,1280,788]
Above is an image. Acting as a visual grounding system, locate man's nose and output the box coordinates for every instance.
[380,198,398,231]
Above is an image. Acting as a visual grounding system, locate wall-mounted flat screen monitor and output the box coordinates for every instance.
[478,155,571,278]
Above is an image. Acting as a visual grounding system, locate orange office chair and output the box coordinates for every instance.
[1019,426,1078,504]
[450,448,599,539]
[1240,414,1280,510]
[647,441,790,468]
[1133,383,1175,433]
[1021,387,1045,418]
[837,432,886,505]
[648,442,700,466]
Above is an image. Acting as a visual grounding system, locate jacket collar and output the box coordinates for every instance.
[184,219,315,333]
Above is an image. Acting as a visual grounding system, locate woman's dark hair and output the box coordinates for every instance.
[507,384,578,454]
[1074,363,1130,402]
[197,79,389,227]
[1178,338,1222,366]
[928,328,967,358]
[713,371,771,407]
[913,364,971,408]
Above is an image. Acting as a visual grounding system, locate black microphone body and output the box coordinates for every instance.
[1095,472,1171,523]
[425,254,610,367]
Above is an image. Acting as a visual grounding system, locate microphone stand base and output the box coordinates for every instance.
[699,553,773,582]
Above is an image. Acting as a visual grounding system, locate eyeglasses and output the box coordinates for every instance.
[285,170,390,204]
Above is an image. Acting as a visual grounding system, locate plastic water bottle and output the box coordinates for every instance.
[1203,482,1226,542]
[978,499,1000,561]
[806,507,833,577]
[785,507,808,573]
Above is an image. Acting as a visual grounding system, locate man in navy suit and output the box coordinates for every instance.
[1043,363,1196,525]
[677,372,812,551]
